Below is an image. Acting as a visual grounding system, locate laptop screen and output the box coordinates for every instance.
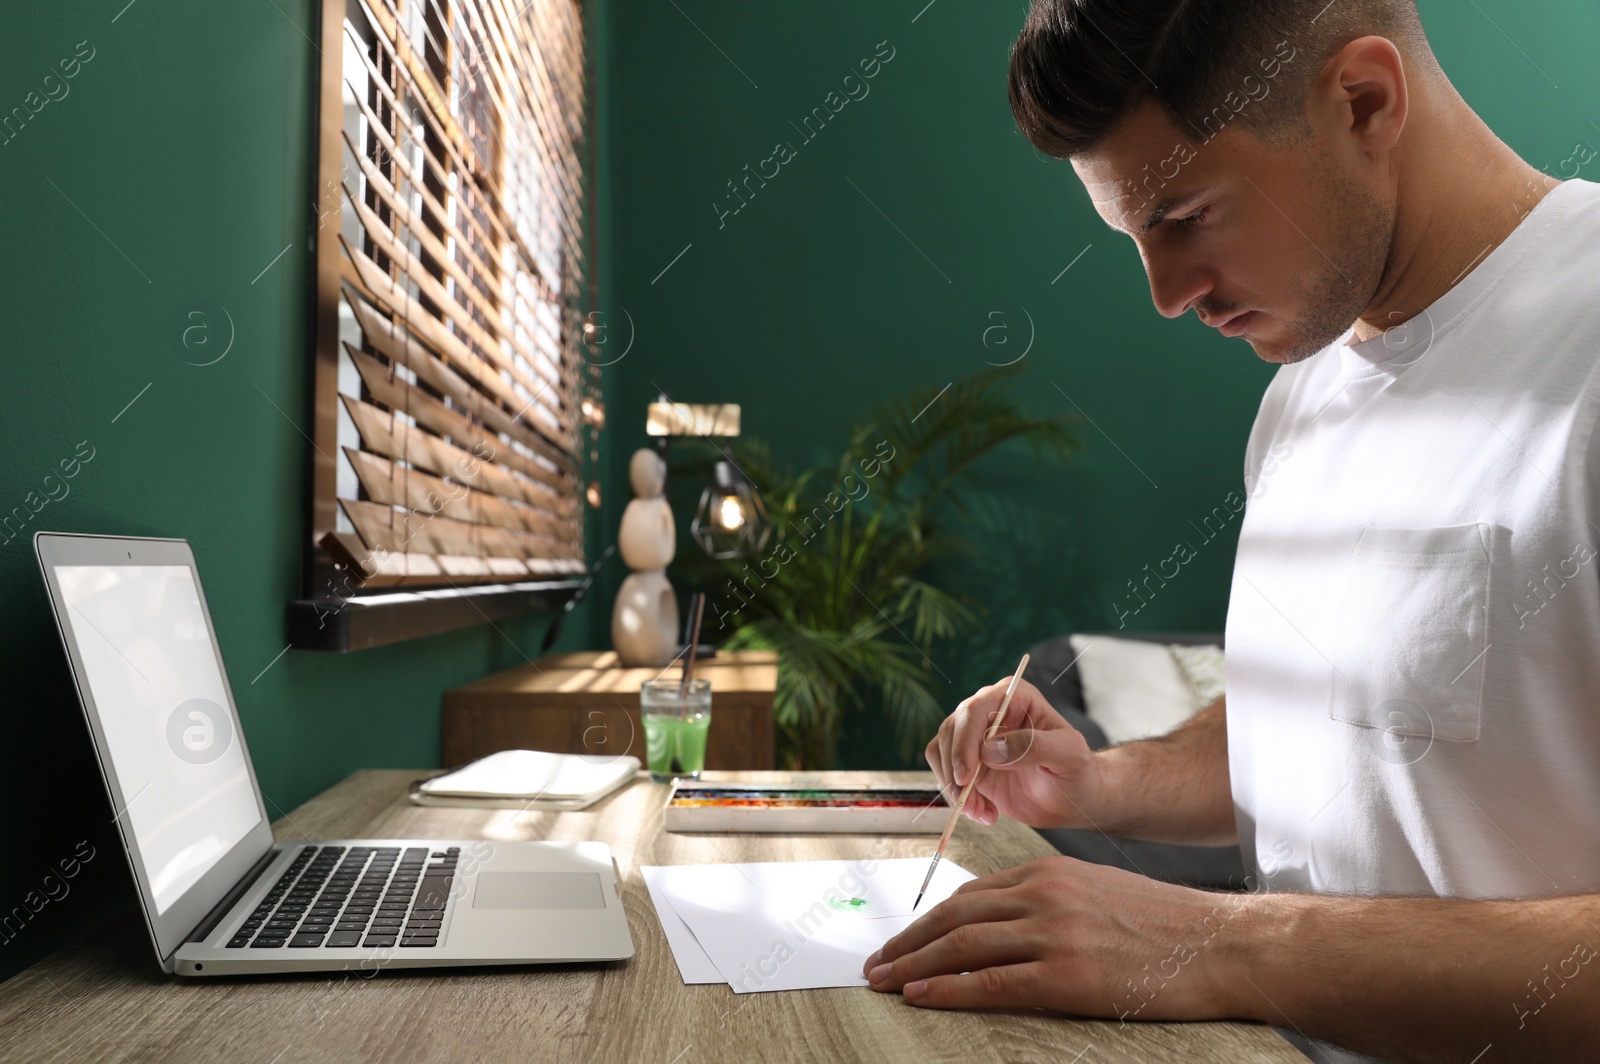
[54,563,262,915]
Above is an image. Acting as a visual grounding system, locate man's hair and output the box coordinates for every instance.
[1008,0,1432,157]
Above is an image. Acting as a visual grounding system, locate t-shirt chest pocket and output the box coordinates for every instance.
[1328,524,1493,742]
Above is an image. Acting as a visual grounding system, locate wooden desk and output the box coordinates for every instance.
[442,649,778,770]
[0,770,1301,1063]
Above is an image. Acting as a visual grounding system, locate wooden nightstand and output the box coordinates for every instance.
[440,649,778,769]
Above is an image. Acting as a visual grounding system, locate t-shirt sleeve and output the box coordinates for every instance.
[1242,367,1295,500]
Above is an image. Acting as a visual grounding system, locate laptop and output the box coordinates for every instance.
[34,532,635,976]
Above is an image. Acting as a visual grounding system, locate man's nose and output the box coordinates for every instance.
[1142,252,1211,320]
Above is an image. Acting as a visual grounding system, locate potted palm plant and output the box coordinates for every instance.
[673,365,1079,769]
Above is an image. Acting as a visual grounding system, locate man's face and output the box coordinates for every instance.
[1072,100,1393,365]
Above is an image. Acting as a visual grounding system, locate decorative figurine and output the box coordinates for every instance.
[612,448,679,666]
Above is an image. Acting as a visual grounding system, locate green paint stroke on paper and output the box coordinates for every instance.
[828,896,869,912]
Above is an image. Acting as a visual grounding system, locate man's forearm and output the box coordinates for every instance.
[1090,698,1237,846]
[1216,891,1600,1063]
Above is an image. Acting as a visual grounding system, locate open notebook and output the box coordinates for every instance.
[410,750,640,810]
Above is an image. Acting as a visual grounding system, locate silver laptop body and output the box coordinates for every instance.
[35,532,635,976]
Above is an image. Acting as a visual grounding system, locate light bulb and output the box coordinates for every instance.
[717,495,746,530]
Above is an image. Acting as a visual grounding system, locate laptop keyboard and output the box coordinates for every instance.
[226,845,460,950]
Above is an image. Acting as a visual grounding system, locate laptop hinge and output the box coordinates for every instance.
[183,845,286,946]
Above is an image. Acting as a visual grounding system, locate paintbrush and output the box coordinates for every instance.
[679,592,706,698]
[912,652,1030,911]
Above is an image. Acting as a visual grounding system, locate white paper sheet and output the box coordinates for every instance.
[644,857,976,993]
[640,865,724,984]
[419,749,637,800]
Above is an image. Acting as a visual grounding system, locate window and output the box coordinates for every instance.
[293,0,600,650]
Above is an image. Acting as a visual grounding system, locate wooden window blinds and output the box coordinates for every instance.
[308,0,596,598]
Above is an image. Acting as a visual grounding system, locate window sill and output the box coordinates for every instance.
[286,579,581,652]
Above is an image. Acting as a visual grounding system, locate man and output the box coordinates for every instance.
[862,1,1600,1061]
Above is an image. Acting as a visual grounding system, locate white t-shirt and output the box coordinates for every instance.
[1227,178,1600,901]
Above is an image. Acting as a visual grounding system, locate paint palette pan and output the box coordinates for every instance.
[663,781,953,835]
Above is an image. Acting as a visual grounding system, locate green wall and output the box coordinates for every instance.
[0,1,606,981]
[596,0,1600,766]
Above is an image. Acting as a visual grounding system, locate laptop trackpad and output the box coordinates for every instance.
[472,871,605,910]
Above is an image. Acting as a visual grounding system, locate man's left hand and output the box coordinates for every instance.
[863,856,1247,1020]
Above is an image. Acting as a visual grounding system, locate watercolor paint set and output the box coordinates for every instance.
[662,781,953,834]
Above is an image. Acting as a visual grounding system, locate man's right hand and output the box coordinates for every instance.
[926,676,1104,830]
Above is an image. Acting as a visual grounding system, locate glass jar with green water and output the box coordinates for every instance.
[640,678,712,782]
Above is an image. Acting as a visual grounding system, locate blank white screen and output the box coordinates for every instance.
[56,564,261,914]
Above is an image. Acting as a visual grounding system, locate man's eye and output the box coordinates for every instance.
[1173,207,1209,230]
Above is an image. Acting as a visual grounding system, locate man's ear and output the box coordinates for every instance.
[1312,35,1408,157]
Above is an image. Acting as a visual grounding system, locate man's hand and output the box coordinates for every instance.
[862,856,1241,1018]
[927,677,1103,829]
[866,861,1600,1062]
[932,681,1236,846]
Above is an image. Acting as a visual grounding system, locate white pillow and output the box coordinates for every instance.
[1068,634,1212,745]
[1170,642,1227,706]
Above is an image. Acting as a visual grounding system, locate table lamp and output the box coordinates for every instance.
[691,460,771,559]
[644,400,770,559]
